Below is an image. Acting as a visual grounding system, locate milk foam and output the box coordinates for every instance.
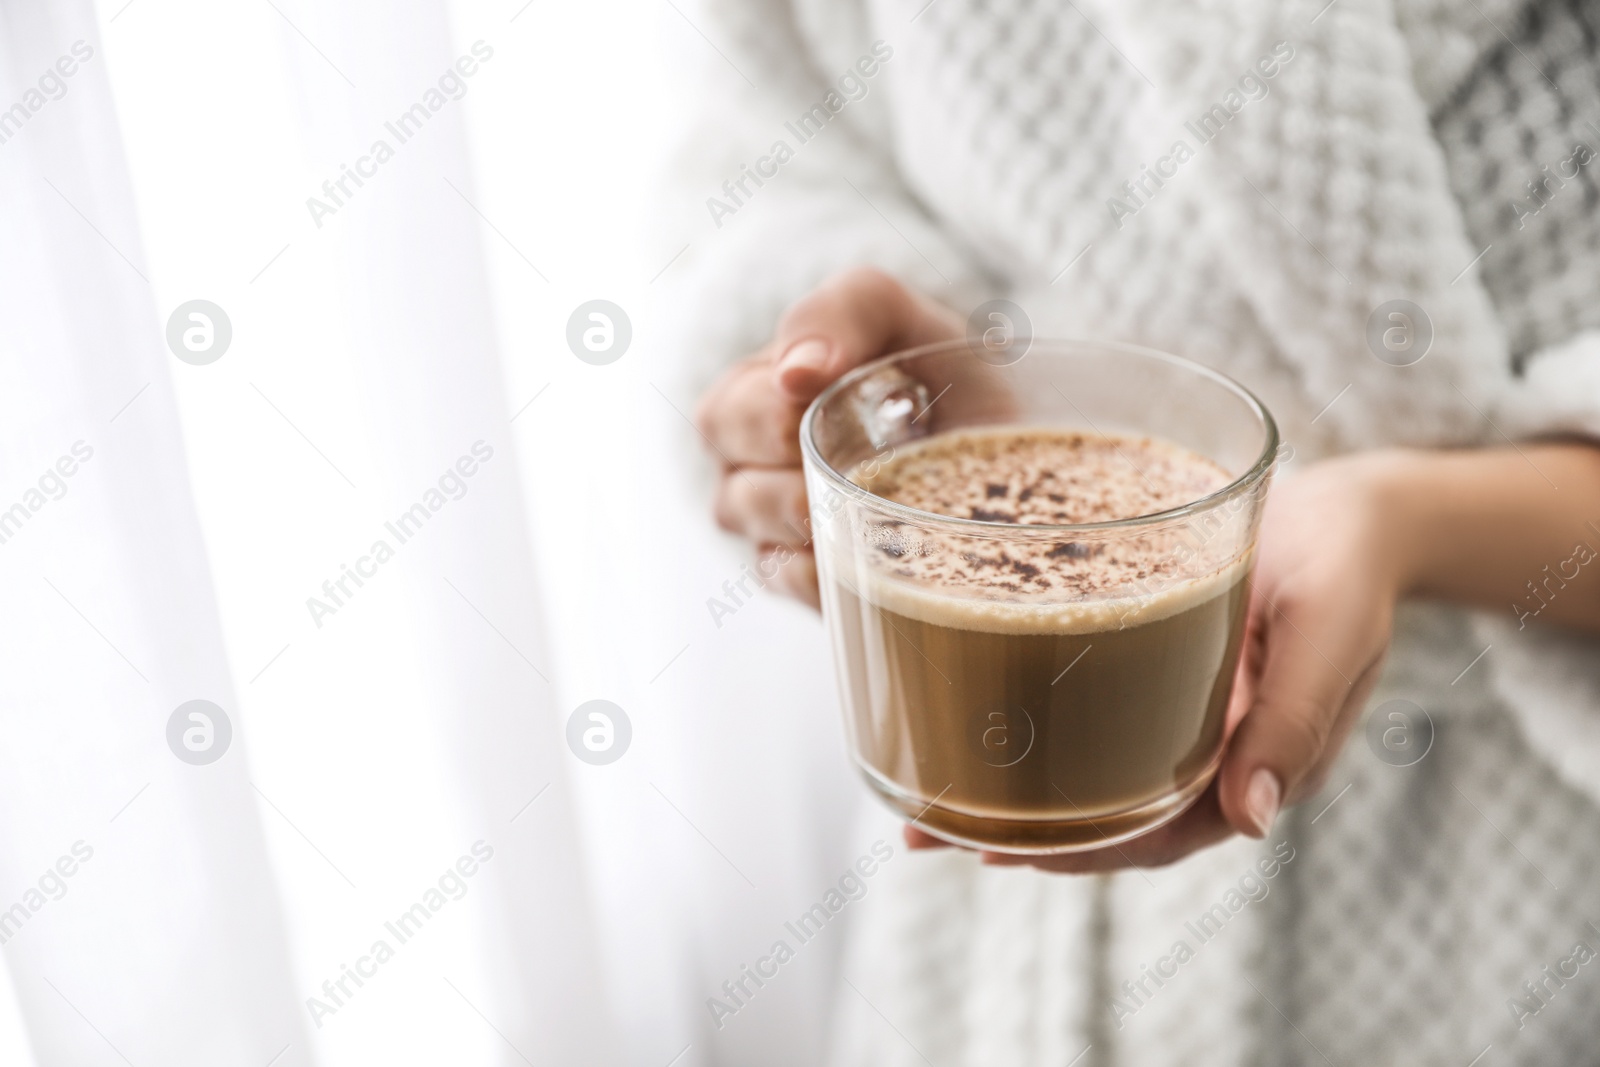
[837,427,1253,635]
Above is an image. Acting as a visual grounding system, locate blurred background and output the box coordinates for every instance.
[0,1,870,1063]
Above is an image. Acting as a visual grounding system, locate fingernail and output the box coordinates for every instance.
[1245,769,1281,838]
[777,338,829,375]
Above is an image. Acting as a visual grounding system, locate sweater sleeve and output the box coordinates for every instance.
[1427,0,1600,437]
[1424,0,1600,805]
[654,0,991,387]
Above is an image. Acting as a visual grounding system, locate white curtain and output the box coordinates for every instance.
[0,1,860,1064]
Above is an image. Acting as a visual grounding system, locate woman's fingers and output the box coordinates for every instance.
[696,267,957,464]
[758,544,819,608]
[771,266,961,400]
[903,826,954,851]
[713,468,810,546]
[1223,598,1267,734]
[985,783,1235,873]
[1215,589,1377,840]
[693,351,802,467]
[693,267,960,610]
[1289,652,1387,799]
[903,784,1235,873]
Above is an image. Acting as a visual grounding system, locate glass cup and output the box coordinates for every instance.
[800,337,1278,853]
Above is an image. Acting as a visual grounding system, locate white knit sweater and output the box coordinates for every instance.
[663,0,1600,1062]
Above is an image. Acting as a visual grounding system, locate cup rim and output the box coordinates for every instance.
[799,337,1280,535]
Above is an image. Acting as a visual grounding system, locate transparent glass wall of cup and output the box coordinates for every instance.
[800,337,1278,853]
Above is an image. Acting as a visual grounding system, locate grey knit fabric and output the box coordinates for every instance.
[1249,607,1600,1066]
[1434,0,1600,365]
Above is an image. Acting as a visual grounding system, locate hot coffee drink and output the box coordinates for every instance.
[819,427,1252,851]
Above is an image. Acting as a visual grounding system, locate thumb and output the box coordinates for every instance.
[772,266,959,401]
[1216,608,1357,840]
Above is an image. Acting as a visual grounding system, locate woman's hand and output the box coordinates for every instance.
[693,267,960,607]
[945,442,1600,871]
